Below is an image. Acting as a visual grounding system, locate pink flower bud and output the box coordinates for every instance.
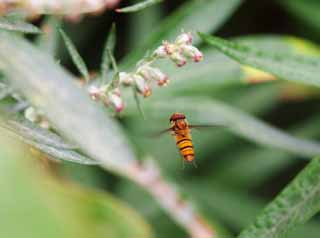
[181,45,203,62]
[139,66,169,86]
[170,52,187,67]
[163,41,175,55]
[119,72,133,85]
[154,45,168,58]
[108,88,124,112]
[175,32,193,45]
[88,85,101,100]
[133,74,152,97]
[157,75,169,86]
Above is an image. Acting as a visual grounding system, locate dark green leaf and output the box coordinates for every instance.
[238,157,320,238]
[101,23,116,85]
[59,29,90,82]
[199,33,320,87]
[143,98,320,157]
[116,0,163,13]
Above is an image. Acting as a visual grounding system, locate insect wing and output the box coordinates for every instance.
[189,124,225,130]
[148,128,172,138]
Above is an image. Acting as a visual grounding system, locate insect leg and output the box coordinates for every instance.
[192,160,198,168]
[181,159,185,170]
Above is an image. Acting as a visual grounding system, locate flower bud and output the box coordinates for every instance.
[175,32,192,45]
[119,72,133,85]
[88,85,101,100]
[163,41,175,55]
[181,45,203,62]
[108,89,124,112]
[24,107,38,122]
[170,52,187,67]
[154,45,168,58]
[139,66,169,86]
[133,74,152,97]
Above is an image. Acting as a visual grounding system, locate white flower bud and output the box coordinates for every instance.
[181,45,203,62]
[170,52,187,67]
[163,41,175,55]
[88,85,101,100]
[24,107,38,122]
[133,74,152,97]
[175,32,193,45]
[139,66,168,85]
[119,72,133,85]
[108,89,124,112]
[154,45,168,58]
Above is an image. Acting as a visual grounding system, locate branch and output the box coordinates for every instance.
[125,159,214,238]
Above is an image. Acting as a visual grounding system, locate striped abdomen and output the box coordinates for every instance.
[175,131,195,162]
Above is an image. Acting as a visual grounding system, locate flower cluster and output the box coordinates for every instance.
[89,32,203,113]
[89,85,124,113]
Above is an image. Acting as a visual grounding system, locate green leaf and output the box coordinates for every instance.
[199,32,320,87]
[101,23,116,85]
[0,118,98,165]
[0,131,152,238]
[0,30,135,174]
[143,98,320,157]
[59,29,90,82]
[213,114,320,189]
[116,0,163,13]
[281,0,320,33]
[238,156,320,238]
[6,118,76,150]
[187,182,320,238]
[36,16,62,57]
[121,0,243,68]
[0,85,12,100]
[0,16,41,34]
[133,89,145,119]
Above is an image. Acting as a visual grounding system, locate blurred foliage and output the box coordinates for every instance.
[0,127,151,238]
[1,0,320,238]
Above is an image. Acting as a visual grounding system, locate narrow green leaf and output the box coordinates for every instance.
[133,89,145,119]
[187,182,320,238]
[101,23,116,85]
[59,29,90,82]
[0,30,135,173]
[0,16,41,34]
[144,98,320,157]
[116,0,163,13]
[107,47,119,73]
[106,48,121,88]
[199,32,320,87]
[281,0,320,33]
[213,114,320,189]
[0,119,99,165]
[5,118,77,150]
[36,16,62,57]
[121,0,243,68]
[238,157,320,238]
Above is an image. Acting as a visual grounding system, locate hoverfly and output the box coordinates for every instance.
[156,112,222,167]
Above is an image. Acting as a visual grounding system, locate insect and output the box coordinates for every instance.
[156,112,221,168]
